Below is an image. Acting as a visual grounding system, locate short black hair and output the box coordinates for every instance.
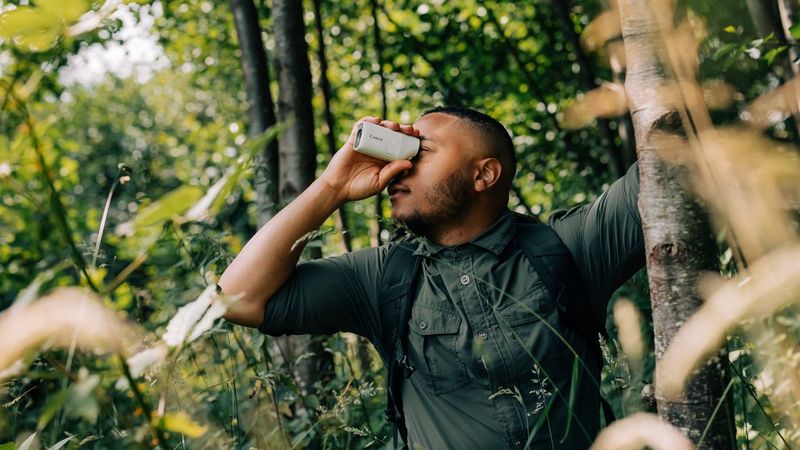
[422,105,517,190]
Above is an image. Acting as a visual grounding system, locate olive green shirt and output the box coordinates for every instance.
[260,163,643,449]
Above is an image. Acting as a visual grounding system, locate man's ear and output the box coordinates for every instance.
[474,158,502,192]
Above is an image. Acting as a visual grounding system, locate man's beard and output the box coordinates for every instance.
[394,168,473,237]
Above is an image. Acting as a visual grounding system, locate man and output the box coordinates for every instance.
[220,107,644,449]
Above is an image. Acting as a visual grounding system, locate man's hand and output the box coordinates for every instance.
[319,117,417,203]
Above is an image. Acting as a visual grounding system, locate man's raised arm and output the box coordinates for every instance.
[219,117,415,328]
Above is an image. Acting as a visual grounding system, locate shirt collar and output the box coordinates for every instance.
[412,209,516,257]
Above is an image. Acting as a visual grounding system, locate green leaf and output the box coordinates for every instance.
[0,7,64,52]
[0,7,60,37]
[712,43,737,61]
[209,125,281,214]
[37,372,100,431]
[157,412,208,438]
[36,0,89,22]
[37,389,70,431]
[791,23,800,40]
[723,25,736,33]
[0,442,16,450]
[132,186,204,229]
[560,357,581,443]
[115,185,203,258]
[764,46,787,65]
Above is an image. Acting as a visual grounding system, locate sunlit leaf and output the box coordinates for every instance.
[157,412,208,438]
[131,185,204,230]
[590,413,693,450]
[0,7,64,52]
[0,7,61,37]
[47,436,74,450]
[114,185,204,257]
[161,284,228,347]
[0,442,15,450]
[581,10,620,53]
[744,76,800,129]
[37,0,90,22]
[17,434,36,450]
[701,80,738,110]
[658,245,800,399]
[184,172,231,221]
[763,46,787,65]
[0,287,137,378]
[15,70,44,102]
[207,126,281,214]
[126,345,167,378]
[14,262,69,307]
[613,299,644,361]
[560,83,628,129]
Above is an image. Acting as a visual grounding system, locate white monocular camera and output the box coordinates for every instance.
[353,121,420,161]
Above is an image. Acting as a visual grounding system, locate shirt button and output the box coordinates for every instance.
[478,331,487,339]
[460,275,471,285]
[513,440,522,447]
[419,320,427,330]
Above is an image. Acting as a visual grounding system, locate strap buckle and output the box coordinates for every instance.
[397,355,415,378]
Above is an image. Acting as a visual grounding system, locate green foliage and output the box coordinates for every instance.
[1,0,797,448]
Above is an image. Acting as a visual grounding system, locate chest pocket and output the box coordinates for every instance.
[407,301,469,395]
[494,251,575,389]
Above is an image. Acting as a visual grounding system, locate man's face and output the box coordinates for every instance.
[388,113,477,235]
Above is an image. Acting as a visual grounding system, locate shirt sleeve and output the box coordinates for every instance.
[258,246,387,341]
[547,162,645,306]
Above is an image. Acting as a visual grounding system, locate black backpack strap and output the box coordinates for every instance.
[378,241,422,448]
[514,215,614,424]
[513,214,606,355]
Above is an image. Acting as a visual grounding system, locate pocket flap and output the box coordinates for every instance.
[496,284,553,327]
[410,304,461,335]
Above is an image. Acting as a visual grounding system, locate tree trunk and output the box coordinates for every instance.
[229,0,279,226]
[273,0,318,212]
[370,0,387,246]
[272,0,333,436]
[618,1,736,448]
[311,0,352,253]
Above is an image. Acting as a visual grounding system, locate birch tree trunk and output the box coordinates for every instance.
[229,0,279,225]
[618,1,736,448]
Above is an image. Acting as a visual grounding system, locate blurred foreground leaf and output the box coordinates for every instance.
[157,412,208,438]
[37,0,90,22]
[0,7,64,52]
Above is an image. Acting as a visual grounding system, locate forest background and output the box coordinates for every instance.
[1,0,799,449]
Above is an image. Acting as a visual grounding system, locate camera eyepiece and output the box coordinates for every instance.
[355,123,363,147]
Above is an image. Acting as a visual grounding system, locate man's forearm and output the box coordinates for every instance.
[219,178,344,328]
